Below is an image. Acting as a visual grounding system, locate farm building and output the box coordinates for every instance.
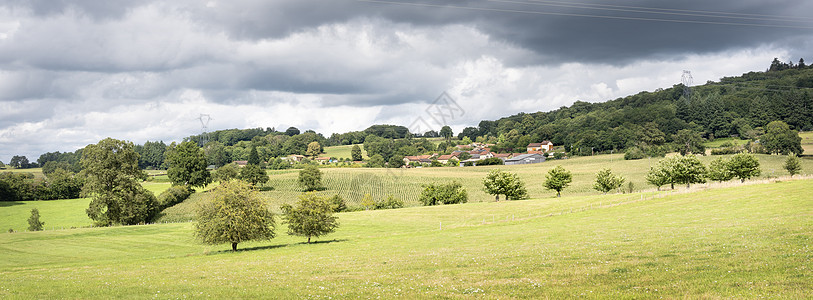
[504,153,546,165]
[527,141,554,152]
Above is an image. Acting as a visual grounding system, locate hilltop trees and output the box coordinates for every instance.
[165,141,211,189]
[81,138,158,226]
[281,192,339,244]
[483,169,528,201]
[195,180,275,251]
[544,165,573,197]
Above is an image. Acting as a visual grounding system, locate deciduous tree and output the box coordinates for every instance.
[298,164,323,191]
[165,141,212,189]
[81,138,158,226]
[239,164,269,187]
[27,208,44,231]
[543,165,572,197]
[784,154,802,177]
[727,153,761,182]
[195,180,275,251]
[281,192,339,243]
[593,168,624,194]
[351,145,363,161]
[483,169,528,201]
[762,121,803,155]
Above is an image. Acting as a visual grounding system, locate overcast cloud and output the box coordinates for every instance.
[1,0,812,162]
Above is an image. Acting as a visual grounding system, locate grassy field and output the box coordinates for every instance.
[0,179,810,298]
[322,144,367,160]
[801,131,813,155]
[157,153,813,222]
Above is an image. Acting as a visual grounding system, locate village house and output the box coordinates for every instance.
[527,141,554,152]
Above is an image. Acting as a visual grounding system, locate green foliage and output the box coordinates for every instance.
[204,141,231,168]
[647,155,707,189]
[157,185,193,210]
[477,157,504,165]
[673,129,706,156]
[135,141,167,169]
[543,165,573,197]
[593,168,625,194]
[483,169,528,201]
[41,161,72,176]
[388,154,405,168]
[375,195,404,210]
[195,180,275,251]
[761,121,803,155]
[165,141,212,189]
[783,154,802,177]
[27,208,44,231]
[247,146,261,165]
[430,159,443,167]
[420,181,468,206]
[281,192,339,243]
[330,194,347,212]
[360,193,375,210]
[214,163,240,182]
[351,145,363,161]
[727,153,761,183]
[306,142,321,158]
[458,152,472,161]
[707,157,734,182]
[298,165,323,191]
[440,126,453,143]
[81,138,159,226]
[45,168,83,200]
[239,164,269,187]
[623,147,646,160]
[365,154,385,168]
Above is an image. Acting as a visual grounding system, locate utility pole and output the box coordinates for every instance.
[681,70,693,102]
[198,114,212,147]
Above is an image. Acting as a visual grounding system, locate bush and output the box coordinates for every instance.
[553,152,566,159]
[710,147,739,155]
[330,194,347,212]
[375,195,404,210]
[157,185,193,210]
[624,147,646,160]
[420,181,468,205]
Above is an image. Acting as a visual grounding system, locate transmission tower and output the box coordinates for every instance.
[198,114,212,147]
[681,70,693,101]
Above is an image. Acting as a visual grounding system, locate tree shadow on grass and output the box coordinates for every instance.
[205,239,348,255]
[0,201,24,207]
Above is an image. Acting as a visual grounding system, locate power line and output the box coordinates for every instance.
[357,0,813,30]
[493,0,813,24]
[520,0,813,22]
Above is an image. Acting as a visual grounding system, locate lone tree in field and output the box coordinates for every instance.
[281,192,339,244]
[483,169,528,201]
[27,208,44,231]
[784,154,802,177]
[165,141,212,189]
[727,153,761,182]
[544,165,572,197]
[81,138,159,226]
[298,164,324,191]
[239,164,268,187]
[351,145,363,161]
[195,180,275,251]
[593,168,624,194]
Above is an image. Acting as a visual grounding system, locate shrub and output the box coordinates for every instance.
[553,152,566,159]
[330,194,347,212]
[624,147,646,160]
[361,193,375,210]
[27,208,44,231]
[477,157,504,165]
[710,147,739,155]
[375,195,404,210]
[157,185,193,210]
[421,181,468,206]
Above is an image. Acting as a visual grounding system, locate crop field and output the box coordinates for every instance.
[1,179,810,298]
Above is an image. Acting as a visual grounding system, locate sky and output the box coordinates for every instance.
[1,0,812,162]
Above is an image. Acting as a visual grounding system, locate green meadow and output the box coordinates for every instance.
[1,179,810,298]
